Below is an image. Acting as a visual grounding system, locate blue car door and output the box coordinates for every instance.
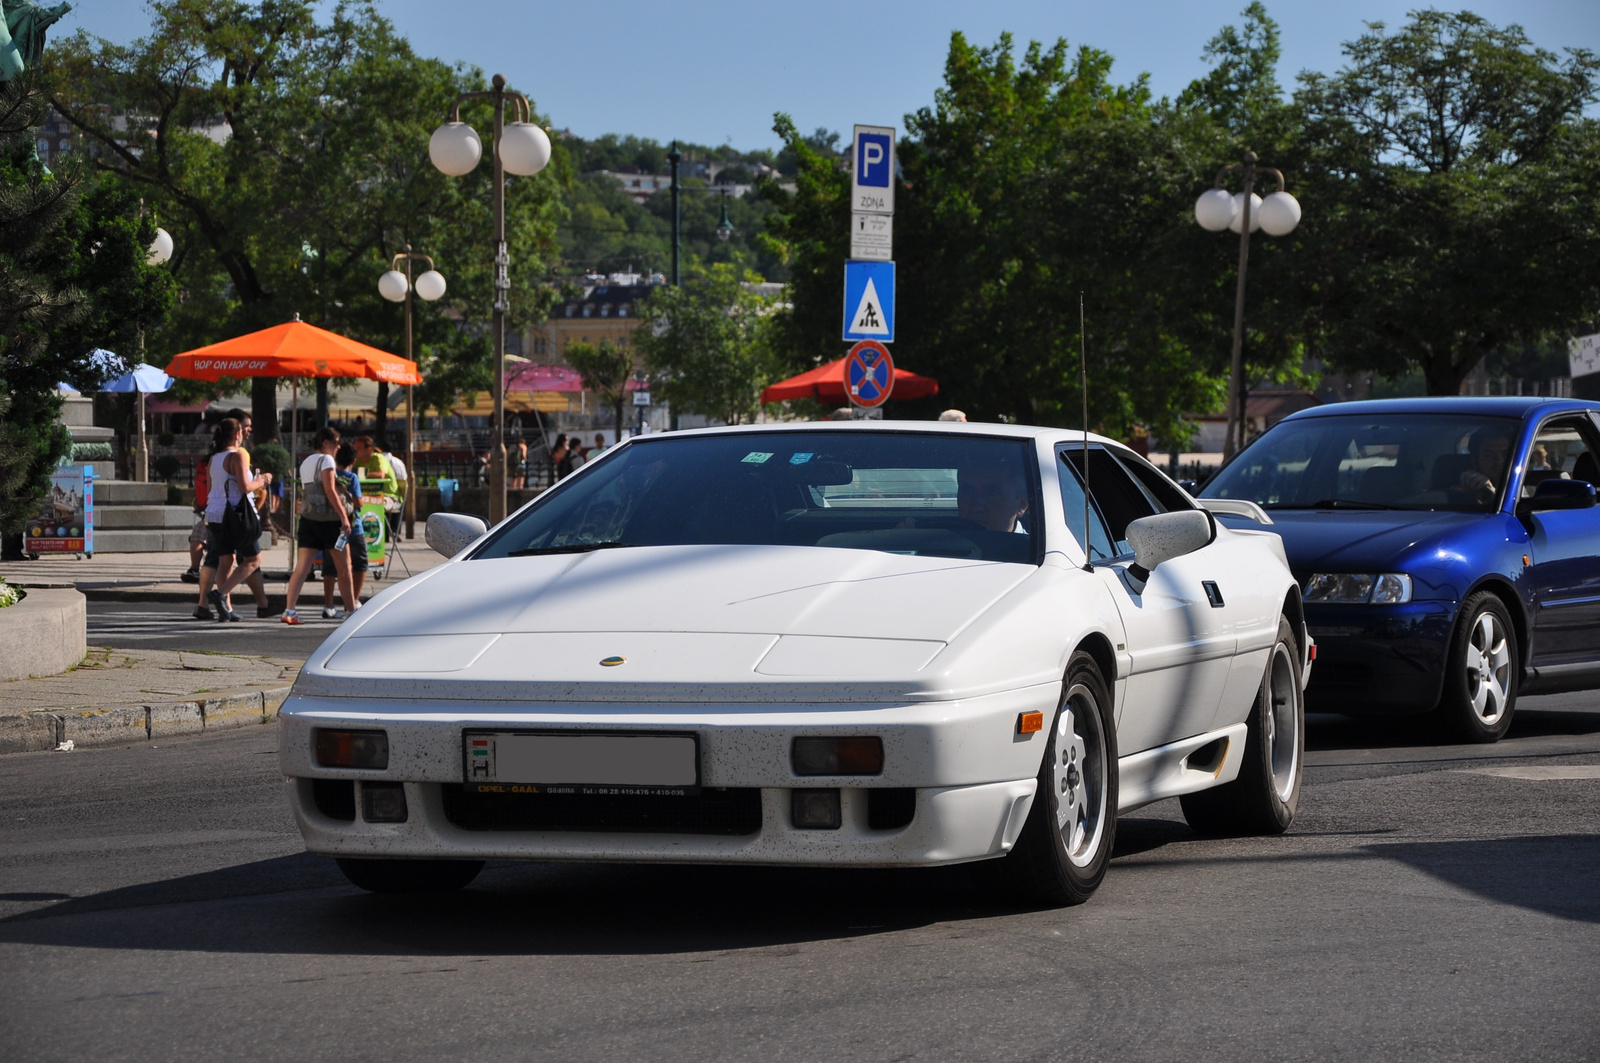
[1523,414,1600,671]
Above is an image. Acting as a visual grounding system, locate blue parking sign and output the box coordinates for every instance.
[843,260,895,343]
[851,125,895,215]
[856,133,891,187]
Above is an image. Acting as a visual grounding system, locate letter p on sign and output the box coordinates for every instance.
[856,134,891,187]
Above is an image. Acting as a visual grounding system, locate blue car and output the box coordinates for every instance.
[1200,398,1600,742]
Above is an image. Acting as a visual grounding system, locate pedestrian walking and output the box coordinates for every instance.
[282,427,354,626]
[549,433,569,480]
[199,417,273,623]
[320,443,368,617]
[195,413,277,618]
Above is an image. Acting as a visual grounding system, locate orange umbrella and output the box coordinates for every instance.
[761,356,938,405]
[166,320,421,385]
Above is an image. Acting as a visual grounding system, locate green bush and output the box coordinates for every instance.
[251,441,291,481]
[157,431,175,447]
[167,484,184,506]
[69,442,113,462]
[152,454,182,482]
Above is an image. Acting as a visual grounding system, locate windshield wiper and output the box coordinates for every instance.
[505,541,640,556]
[1271,499,1395,511]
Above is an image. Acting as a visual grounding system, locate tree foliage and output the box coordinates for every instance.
[1293,11,1600,394]
[0,73,173,537]
[636,262,782,425]
[47,0,567,435]
[564,339,634,439]
[764,34,1235,441]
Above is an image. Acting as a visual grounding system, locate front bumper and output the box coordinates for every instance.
[1304,599,1458,714]
[279,686,1055,867]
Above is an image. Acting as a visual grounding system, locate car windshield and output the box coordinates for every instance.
[1202,413,1523,513]
[472,431,1041,564]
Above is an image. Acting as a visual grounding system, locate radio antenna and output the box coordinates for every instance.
[1080,291,1092,572]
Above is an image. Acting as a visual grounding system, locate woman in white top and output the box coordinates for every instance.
[202,417,273,622]
[283,426,355,625]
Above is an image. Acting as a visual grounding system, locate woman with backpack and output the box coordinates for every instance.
[282,427,355,626]
[202,418,273,623]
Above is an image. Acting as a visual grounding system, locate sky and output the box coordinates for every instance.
[68,0,1600,152]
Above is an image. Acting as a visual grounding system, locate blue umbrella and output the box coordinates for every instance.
[101,362,174,394]
[97,359,175,483]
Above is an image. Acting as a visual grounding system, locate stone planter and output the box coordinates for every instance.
[0,587,87,681]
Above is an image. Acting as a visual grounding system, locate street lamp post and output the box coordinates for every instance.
[668,143,682,286]
[142,226,175,484]
[379,246,447,539]
[1194,150,1302,457]
[429,73,551,524]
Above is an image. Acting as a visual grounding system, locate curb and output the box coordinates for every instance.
[0,684,292,754]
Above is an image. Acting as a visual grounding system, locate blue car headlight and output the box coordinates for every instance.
[1305,573,1413,604]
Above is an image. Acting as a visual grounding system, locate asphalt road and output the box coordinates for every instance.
[88,600,340,656]
[2,696,1598,1061]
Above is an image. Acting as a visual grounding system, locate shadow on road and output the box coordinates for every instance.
[1367,834,1600,924]
[1306,704,1600,752]
[0,818,1225,956]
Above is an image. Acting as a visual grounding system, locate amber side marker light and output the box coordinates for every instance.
[1018,712,1044,735]
[315,728,389,769]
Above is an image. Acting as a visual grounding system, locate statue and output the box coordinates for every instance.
[0,1,73,82]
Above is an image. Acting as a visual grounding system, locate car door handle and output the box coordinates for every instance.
[1202,581,1225,608]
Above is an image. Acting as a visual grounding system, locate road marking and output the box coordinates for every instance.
[1456,765,1600,780]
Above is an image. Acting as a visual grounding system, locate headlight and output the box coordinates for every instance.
[1304,573,1412,604]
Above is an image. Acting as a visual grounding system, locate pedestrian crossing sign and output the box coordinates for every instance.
[843,260,895,343]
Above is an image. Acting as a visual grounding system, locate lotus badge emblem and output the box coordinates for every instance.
[599,656,626,667]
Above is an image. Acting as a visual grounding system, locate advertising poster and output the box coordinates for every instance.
[358,498,388,568]
[24,466,94,557]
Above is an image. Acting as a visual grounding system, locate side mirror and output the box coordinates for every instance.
[1125,510,1215,581]
[1517,477,1597,516]
[426,512,488,558]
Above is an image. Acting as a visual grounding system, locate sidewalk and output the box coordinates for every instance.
[0,535,444,607]
[0,645,304,754]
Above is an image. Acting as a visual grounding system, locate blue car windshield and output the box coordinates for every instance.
[472,431,1041,564]
[1202,414,1522,512]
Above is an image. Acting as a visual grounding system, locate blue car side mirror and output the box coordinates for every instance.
[1517,477,1597,516]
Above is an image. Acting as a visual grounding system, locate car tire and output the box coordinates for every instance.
[1181,615,1303,836]
[1437,590,1518,744]
[1002,651,1118,906]
[335,857,484,894]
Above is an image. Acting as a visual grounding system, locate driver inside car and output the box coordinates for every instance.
[957,460,1030,532]
[1454,427,1514,504]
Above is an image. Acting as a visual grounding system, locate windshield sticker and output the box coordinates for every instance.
[789,452,814,465]
[741,452,774,464]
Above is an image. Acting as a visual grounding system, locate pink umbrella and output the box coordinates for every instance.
[505,363,646,393]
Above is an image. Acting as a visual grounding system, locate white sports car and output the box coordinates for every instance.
[281,423,1310,905]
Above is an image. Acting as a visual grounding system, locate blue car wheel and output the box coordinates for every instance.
[1438,590,1518,743]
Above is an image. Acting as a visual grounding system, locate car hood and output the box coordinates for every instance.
[1252,509,1487,576]
[292,544,1035,702]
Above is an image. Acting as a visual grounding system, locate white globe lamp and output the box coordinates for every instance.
[377,270,409,303]
[1257,191,1302,237]
[414,269,447,302]
[498,122,552,176]
[1193,189,1236,232]
[147,227,174,265]
[1229,192,1263,233]
[429,121,483,176]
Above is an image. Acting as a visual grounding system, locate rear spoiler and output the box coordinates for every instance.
[1197,498,1274,525]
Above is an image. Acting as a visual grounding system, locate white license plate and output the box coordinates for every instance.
[463,731,699,795]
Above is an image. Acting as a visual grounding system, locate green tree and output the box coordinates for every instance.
[49,0,566,437]
[1,73,172,545]
[636,262,782,425]
[1293,11,1600,394]
[565,339,634,440]
[764,34,1231,441]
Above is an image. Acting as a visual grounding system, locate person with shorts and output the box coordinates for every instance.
[201,418,273,623]
[283,427,354,625]
[319,444,368,618]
